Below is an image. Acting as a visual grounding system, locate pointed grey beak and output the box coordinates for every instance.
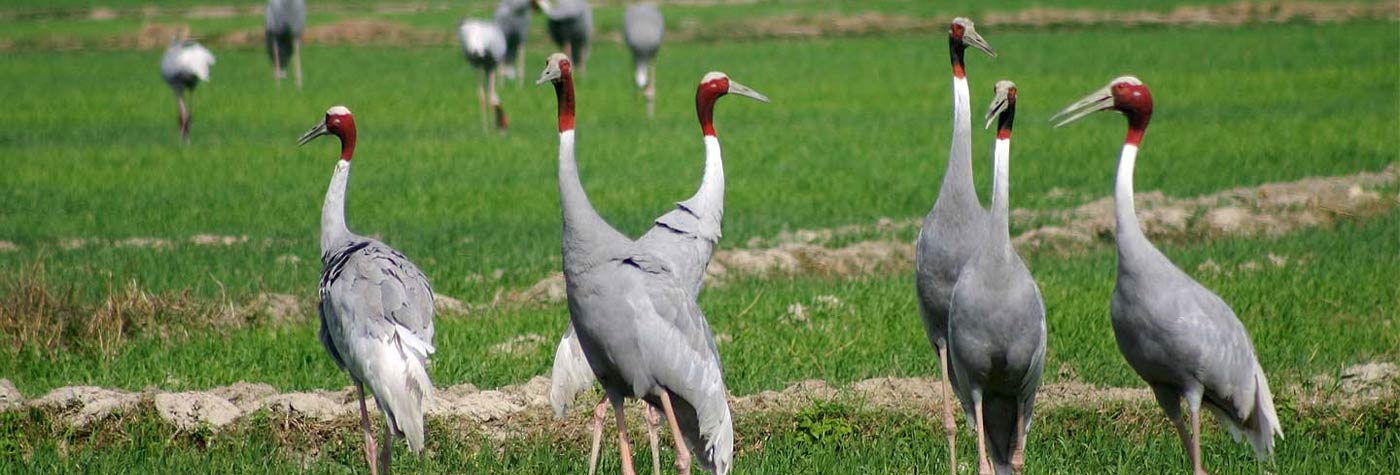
[297,120,329,146]
[727,79,770,103]
[964,28,997,58]
[535,65,561,85]
[1050,86,1114,128]
[984,83,1014,130]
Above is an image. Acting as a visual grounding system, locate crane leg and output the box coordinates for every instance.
[272,42,283,83]
[489,70,507,134]
[973,399,991,475]
[356,383,380,475]
[939,345,957,475]
[292,39,303,90]
[1152,386,1193,470]
[611,396,638,475]
[1186,392,1209,475]
[644,404,661,475]
[587,399,607,475]
[658,391,692,475]
[176,92,190,145]
[380,415,393,475]
[1011,407,1026,475]
[516,45,525,88]
[644,63,656,119]
[476,73,489,135]
[575,43,588,74]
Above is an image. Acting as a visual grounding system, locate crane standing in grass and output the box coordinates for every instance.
[540,53,734,475]
[913,17,995,473]
[265,0,306,89]
[159,29,216,145]
[460,19,510,134]
[298,106,437,475]
[1052,76,1283,475]
[948,81,1044,475]
[623,3,664,118]
[534,0,593,73]
[494,0,532,86]
[550,69,767,475]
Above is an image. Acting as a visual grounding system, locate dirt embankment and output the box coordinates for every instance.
[3,362,1393,438]
[7,1,1398,52]
[512,165,1397,305]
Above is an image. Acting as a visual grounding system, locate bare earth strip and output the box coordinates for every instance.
[1,362,1393,440]
[511,164,1397,304]
[4,1,1397,52]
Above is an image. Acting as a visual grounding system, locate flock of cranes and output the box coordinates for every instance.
[164,2,1282,474]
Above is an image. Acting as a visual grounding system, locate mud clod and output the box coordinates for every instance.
[155,392,242,431]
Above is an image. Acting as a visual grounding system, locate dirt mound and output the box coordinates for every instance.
[154,391,242,431]
[0,241,18,252]
[243,292,304,326]
[0,379,22,410]
[1293,361,1400,409]
[30,386,140,428]
[190,234,249,246]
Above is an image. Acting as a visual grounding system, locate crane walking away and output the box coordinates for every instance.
[265,0,306,89]
[298,106,438,475]
[549,69,764,475]
[948,81,1045,475]
[913,17,995,474]
[159,28,216,145]
[460,19,510,134]
[533,0,593,73]
[494,0,533,86]
[539,53,734,475]
[1052,76,1283,475]
[623,3,665,118]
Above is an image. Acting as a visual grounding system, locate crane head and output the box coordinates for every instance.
[536,53,571,85]
[984,80,1017,131]
[698,72,770,104]
[1051,76,1152,128]
[950,17,996,58]
[298,106,355,149]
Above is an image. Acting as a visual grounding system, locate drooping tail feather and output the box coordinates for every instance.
[1206,360,1283,461]
[373,327,434,453]
[666,394,733,475]
[548,328,596,419]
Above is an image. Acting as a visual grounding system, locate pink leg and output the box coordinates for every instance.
[657,392,692,475]
[940,345,957,475]
[644,404,662,475]
[357,384,380,475]
[611,397,638,475]
[974,400,991,475]
[587,399,607,475]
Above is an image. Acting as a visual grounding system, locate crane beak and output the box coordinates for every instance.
[1051,86,1114,128]
[727,79,770,103]
[535,64,561,85]
[297,120,329,146]
[964,28,997,58]
[984,85,1014,130]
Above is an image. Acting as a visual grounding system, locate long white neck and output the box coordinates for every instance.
[558,130,626,267]
[989,137,1011,245]
[681,135,725,223]
[320,160,352,257]
[939,77,977,202]
[1114,143,1151,259]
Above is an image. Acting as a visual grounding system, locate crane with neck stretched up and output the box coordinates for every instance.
[1052,76,1283,475]
[948,81,1045,475]
[297,106,437,475]
[539,52,734,475]
[913,17,996,474]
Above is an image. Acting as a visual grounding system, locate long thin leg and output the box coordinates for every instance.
[357,383,380,475]
[380,415,393,475]
[939,345,957,475]
[271,42,283,83]
[516,45,525,88]
[1011,407,1026,475]
[973,399,991,475]
[644,404,662,475]
[1187,393,1208,475]
[1152,386,1193,469]
[588,399,607,475]
[489,70,507,134]
[611,396,638,475]
[644,63,656,119]
[176,91,190,145]
[476,70,489,134]
[292,39,303,90]
[658,391,692,475]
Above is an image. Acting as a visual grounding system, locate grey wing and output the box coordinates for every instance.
[1170,284,1258,418]
[636,208,712,297]
[361,240,436,346]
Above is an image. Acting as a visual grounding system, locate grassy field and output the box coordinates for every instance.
[0,3,1397,474]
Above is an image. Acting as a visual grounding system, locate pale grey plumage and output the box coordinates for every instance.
[948,81,1043,475]
[460,19,510,134]
[1052,76,1282,473]
[536,0,592,70]
[160,35,215,144]
[264,0,305,88]
[624,4,663,88]
[541,54,732,474]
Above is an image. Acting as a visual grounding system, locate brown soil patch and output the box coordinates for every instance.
[0,241,18,252]
[0,379,22,410]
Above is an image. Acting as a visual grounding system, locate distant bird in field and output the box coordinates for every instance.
[623,3,664,118]
[913,17,995,472]
[948,81,1044,475]
[159,29,216,145]
[460,19,509,134]
[534,0,593,73]
[494,0,532,86]
[265,0,306,89]
[539,53,734,475]
[299,106,437,475]
[1053,76,1283,475]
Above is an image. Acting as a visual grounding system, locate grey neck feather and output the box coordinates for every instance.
[557,131,629,269]
[938,77,978,205]
[677,135,724,234]
[321,160,353,257]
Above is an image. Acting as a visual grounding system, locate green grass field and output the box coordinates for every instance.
[1,1,1397,474]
